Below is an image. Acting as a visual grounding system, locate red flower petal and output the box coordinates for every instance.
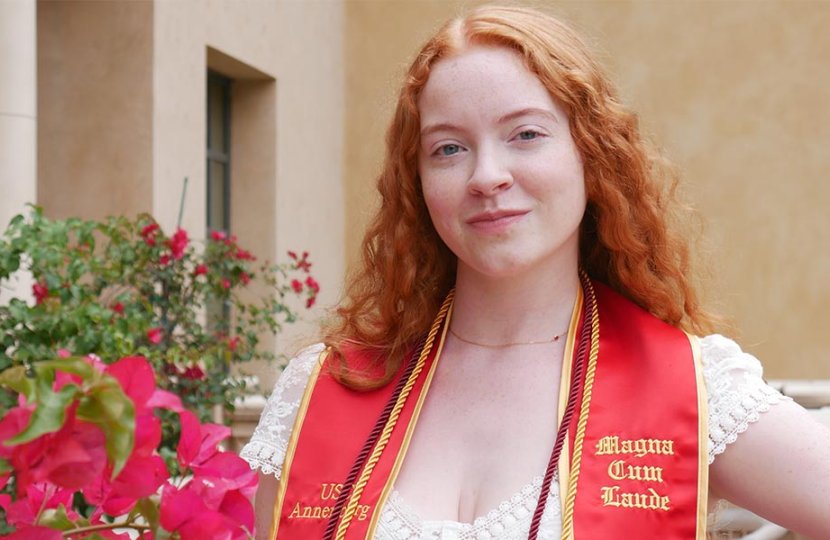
[219,489,255,532]
[106,356,156,410]
[147,327,163,345]
[5,526,63,540]
[146,389,184,413]
[176,411,201,468]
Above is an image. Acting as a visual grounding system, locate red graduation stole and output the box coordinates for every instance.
[268,280,708,539]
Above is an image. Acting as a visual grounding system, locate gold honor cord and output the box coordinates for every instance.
[560,278,600,539]
[334,290,455,540]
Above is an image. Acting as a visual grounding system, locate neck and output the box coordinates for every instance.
[450,259,581,346]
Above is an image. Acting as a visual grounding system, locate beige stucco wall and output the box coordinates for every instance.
[0,0,37,303]
[344,1,830,378]
[37,0,154,220]
[0,0,37,224]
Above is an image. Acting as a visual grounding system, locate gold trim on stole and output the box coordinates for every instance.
[556,286,584,519]
[268,350,327,540]
[560,282,600,540]
[687,332,709,539]
[365,303,453,537]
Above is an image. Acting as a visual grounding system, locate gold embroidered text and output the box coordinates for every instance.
[595,435,674,458]
[607,459,664,483]
[600,486,670,511]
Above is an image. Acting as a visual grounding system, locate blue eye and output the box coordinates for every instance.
[517,130,539,141]
[439,144,462,156]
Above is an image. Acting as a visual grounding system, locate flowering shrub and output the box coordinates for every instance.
[0,354,257,538]
[0,208,318,418]
[0,207,319,533]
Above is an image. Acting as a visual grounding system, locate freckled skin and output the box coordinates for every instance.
[418,45,586,284]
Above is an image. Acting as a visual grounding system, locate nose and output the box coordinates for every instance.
[467,144,513,196]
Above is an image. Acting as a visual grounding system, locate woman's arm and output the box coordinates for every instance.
[710,399,830,538]
[254,472,279,540]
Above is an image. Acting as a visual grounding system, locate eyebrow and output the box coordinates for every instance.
[420,107,558,138]
[497,107,559,125]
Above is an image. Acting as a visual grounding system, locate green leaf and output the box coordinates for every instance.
[0,365,35,401]
[38,504,75,530]
[37,357,95,380]
[6,380,79,444]
[0,457,12,474]
[137,497,161,533]
[76,379,135,476]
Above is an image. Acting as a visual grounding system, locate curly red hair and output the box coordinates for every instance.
[324,5,720,390]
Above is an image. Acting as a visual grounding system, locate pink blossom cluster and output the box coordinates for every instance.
[0,356,257,539]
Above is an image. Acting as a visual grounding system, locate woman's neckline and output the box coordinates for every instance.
[386,474,558,528]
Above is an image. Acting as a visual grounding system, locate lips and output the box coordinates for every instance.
[466,209,530,225]
[465,209,530,233]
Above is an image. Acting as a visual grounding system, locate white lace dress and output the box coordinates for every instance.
[241,335,790,539]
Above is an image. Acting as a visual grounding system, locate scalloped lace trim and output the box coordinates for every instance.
[239,343,323,481]
[700,335,792,464]
[377,475,561,540]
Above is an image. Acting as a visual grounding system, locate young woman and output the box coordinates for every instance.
[242,6,830,539]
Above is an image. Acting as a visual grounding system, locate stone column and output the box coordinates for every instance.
[0,0,37,302]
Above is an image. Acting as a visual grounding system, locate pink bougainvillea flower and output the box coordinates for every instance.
[222,278,231,290]
[106,356,156,410]
[194,263,208,276]
[84,353,107,373]
[210,230,226,242]
[177,410,231,470]
[226,336,240,352]
[133,413,161,457]
[140,223,159,237]
[1,404,106,493]
[287,250,297,260]
[5,482,77,527]
[105,454,169,515]
[304,276,320,293]
[56,348,71,358]
[306,296,316,309]
[111,302,125,315]
[182,364,205,381]
[295,252,312,272]
[0,472,10,510]
[235,248,255,261]
[145,388,185,413]
[146,327,163,345]
[4,526,63,540]
[32,281,49,305]
[160,476,253,540]
[167,228,189,260]
[290,279,303,293]
[191,452,257,496]
[159,253,171,266]
[239,272,250,285]
[140,223,160,246]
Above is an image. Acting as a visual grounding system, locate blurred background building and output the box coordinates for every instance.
[2,0,830,408]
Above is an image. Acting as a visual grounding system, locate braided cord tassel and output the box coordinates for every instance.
[560,277,600,539]
[333,291,455,540]
[528,271,596,539]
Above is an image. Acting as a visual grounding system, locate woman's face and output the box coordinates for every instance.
[417,45,586,281]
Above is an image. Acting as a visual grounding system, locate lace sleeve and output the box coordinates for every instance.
[239,343,324,479]
[700,334,792,464]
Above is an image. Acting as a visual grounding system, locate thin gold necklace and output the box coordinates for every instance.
[448,326,568,348]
